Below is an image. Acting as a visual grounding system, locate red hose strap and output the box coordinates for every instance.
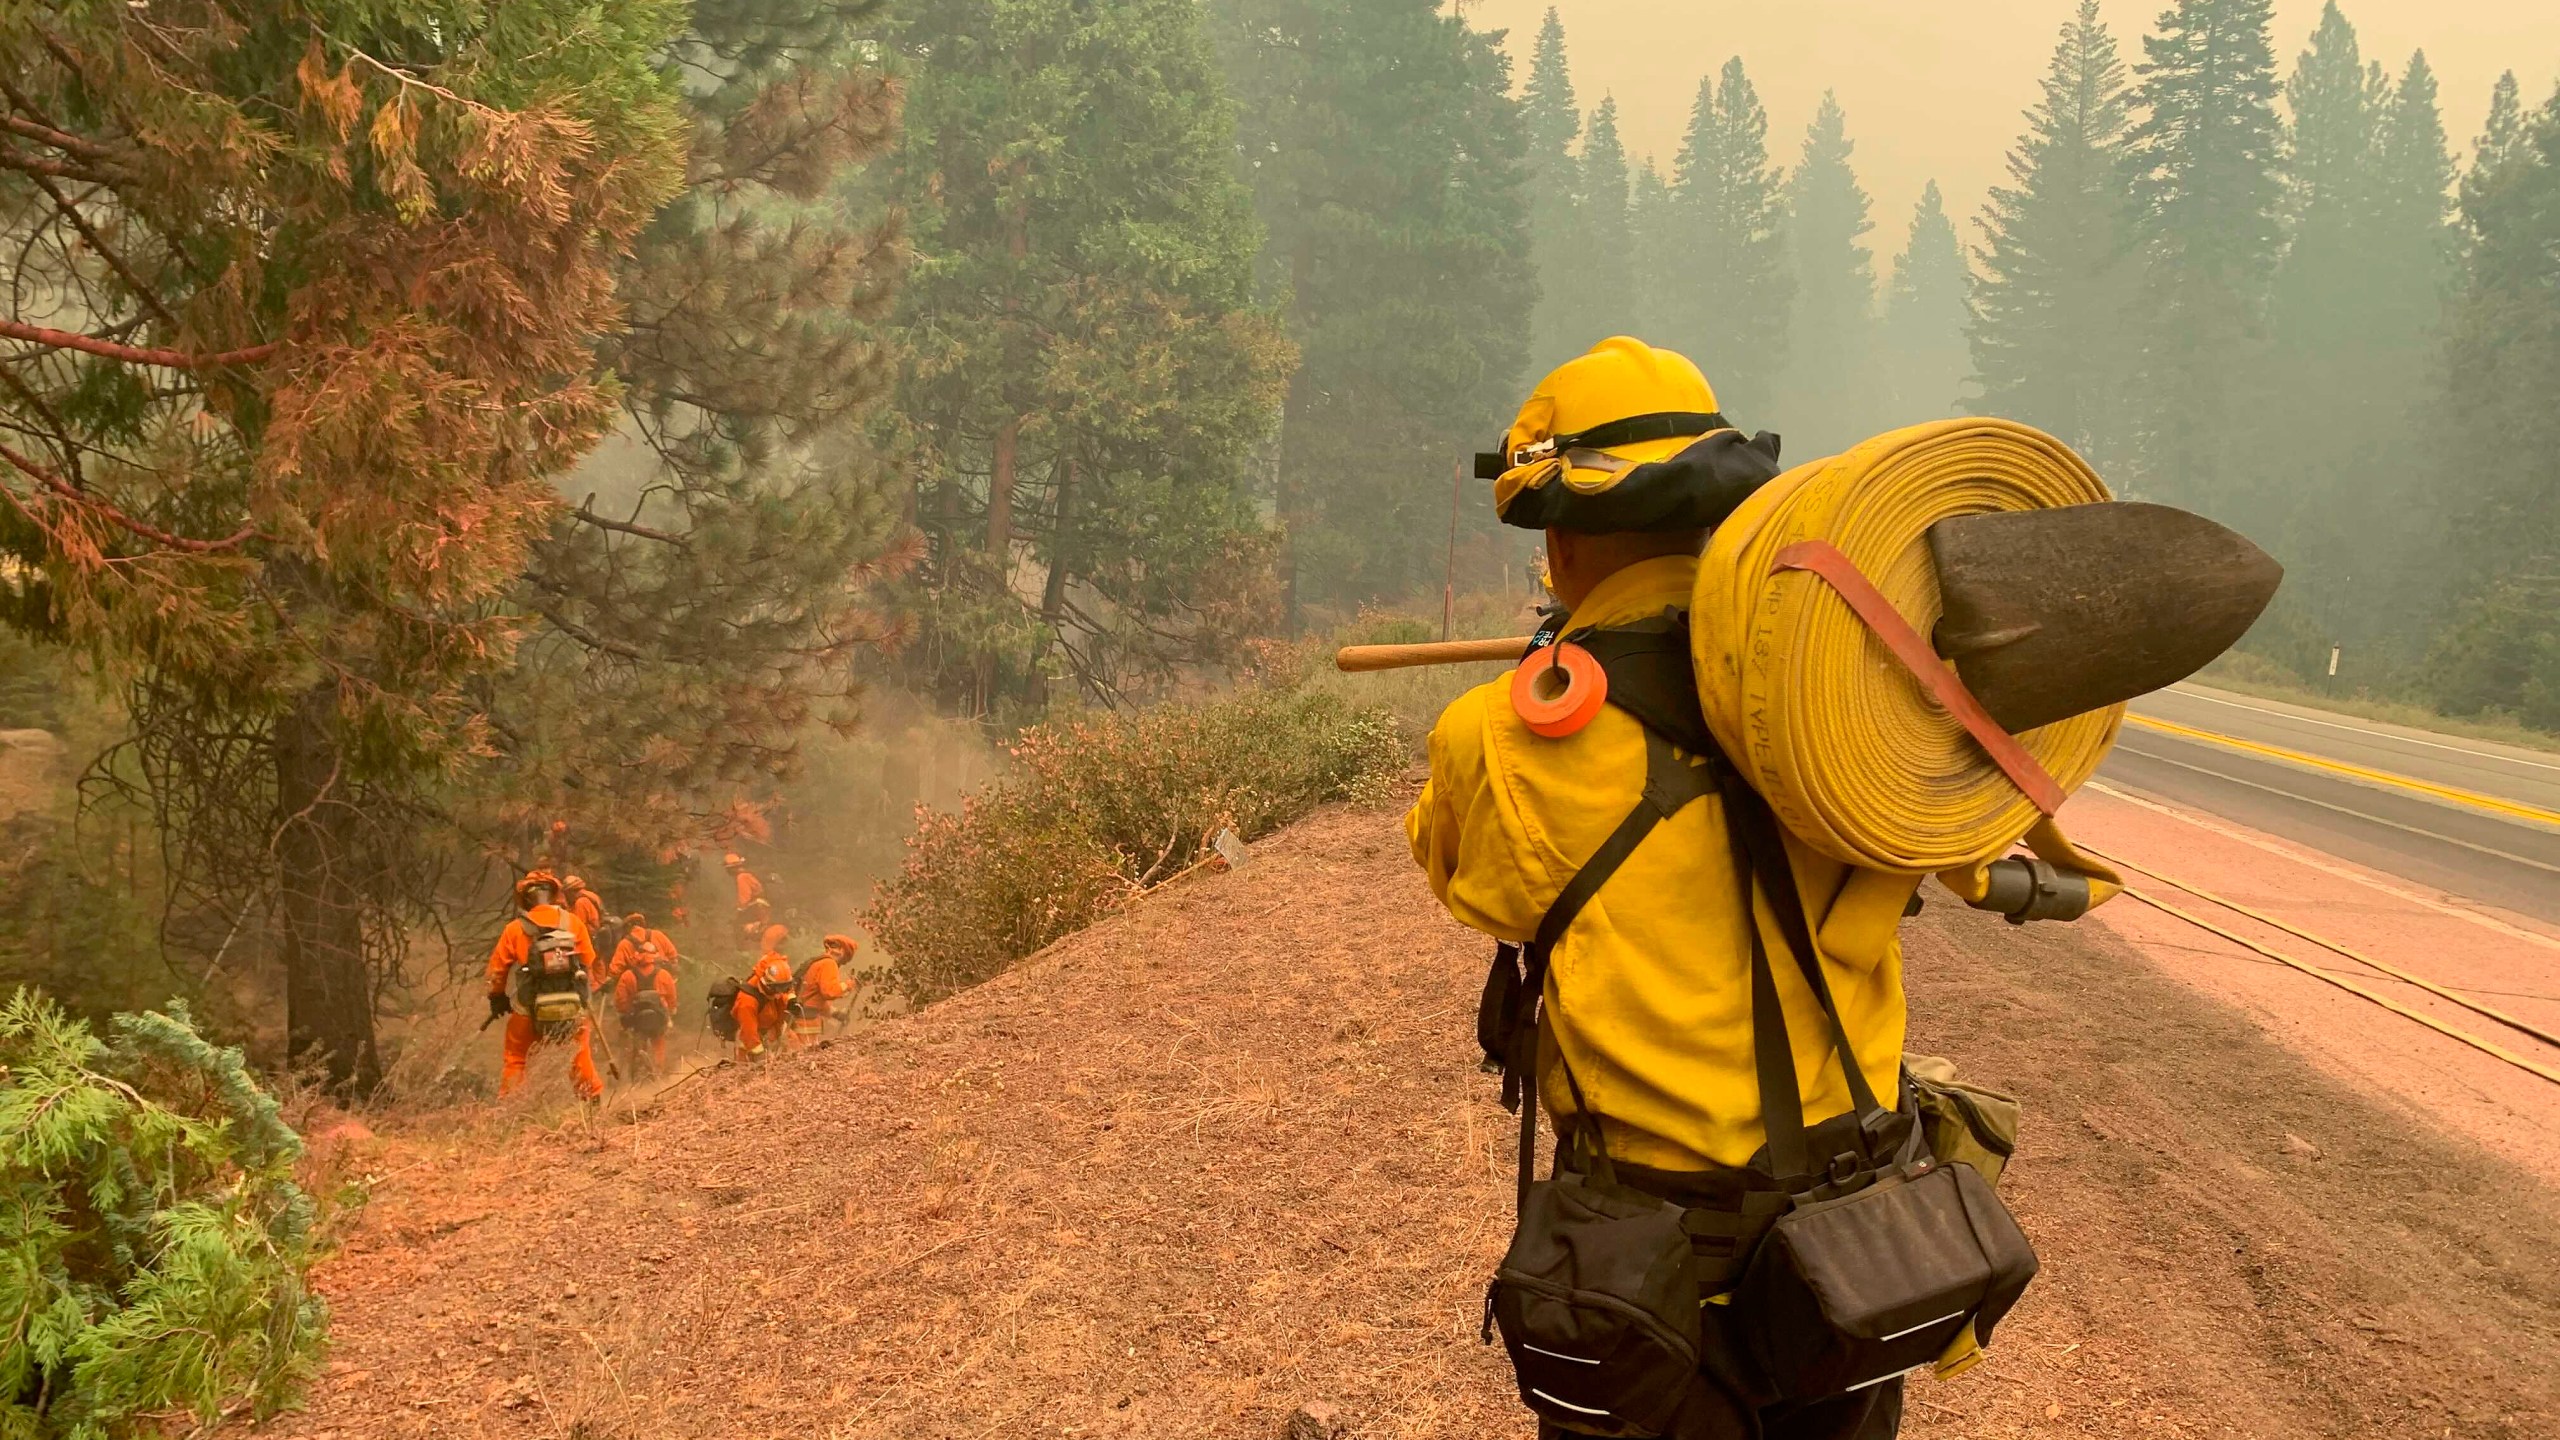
[1771,539,2064,816]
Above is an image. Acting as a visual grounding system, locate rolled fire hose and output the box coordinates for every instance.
[1692,417,2124,877]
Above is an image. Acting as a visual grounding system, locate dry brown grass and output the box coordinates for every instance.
[256,798,2560,1440]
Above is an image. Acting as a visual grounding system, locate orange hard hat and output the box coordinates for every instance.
[723,852,746,868]
[624,911,648,928]
[562,874,586,890]
[515,870,560,904]
[763,923,789,951]
[824,933,860,955]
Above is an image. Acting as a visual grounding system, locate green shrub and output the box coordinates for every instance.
[866,686,1404,1002]
[1,992,327,1439]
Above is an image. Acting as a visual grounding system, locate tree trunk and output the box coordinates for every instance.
[987,414,1023,559]
[276,683,379,1093]
[1276,235,1319,635]
[1041,454,1079,627]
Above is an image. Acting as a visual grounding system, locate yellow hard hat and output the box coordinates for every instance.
[1481,336,1780,533]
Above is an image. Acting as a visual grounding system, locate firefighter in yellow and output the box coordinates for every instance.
[484,870,603,1099]
[1409,338,1911,1439]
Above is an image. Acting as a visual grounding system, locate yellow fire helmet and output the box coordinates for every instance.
[1480,336,1783,533]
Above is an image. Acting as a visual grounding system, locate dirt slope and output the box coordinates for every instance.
[271,802,2560,1440]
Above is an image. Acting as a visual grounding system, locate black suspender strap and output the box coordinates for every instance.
[1509,728,1721,1209]
[1712,763,1888,1189]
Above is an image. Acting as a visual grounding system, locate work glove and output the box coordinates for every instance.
[487,992,510,1020]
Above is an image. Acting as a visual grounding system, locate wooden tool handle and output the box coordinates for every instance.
[1333,636,1535,672]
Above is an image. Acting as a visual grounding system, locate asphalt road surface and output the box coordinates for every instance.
[2108,684,2560,925]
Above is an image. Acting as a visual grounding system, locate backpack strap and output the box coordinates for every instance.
[1711,764,1893,1189]
[1506,723,1724,1210]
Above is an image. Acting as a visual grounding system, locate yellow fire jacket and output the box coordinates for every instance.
[1407,554,1917,1172]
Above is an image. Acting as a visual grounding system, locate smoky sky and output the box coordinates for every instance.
[1467,0,2555,261]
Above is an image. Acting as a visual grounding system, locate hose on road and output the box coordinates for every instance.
[1693,418,2122,873]
[2083,844,2560,1088]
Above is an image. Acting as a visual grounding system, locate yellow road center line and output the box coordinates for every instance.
[2125,714,2560,829]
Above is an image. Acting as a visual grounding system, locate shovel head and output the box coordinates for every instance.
[1927,502,2282,734]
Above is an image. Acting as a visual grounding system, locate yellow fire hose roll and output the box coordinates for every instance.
[1693,417,2123,874]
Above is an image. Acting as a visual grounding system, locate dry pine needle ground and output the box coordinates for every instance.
[264,799,2560,1440]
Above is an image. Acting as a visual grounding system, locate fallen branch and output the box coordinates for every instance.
[0,317,279,370]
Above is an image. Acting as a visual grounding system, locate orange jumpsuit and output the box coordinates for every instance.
[485,904,602,1099]
[609,928,681,976]
[612,953,680,1074]
[732,949,793,1060]
[791,950,853,1046]
[568,888,608,982]
[731,870,768,953]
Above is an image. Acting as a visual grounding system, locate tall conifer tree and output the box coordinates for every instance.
[2459,71,2529,234]
[1663,58,1792,419]
[1215,0,1532,613]
[890,0,1293,712]
[2124,0,2283,509]
[1568,97,1638,346]
[1883,181,1970,421]
[2427,83,2560,722]
[1521,10,1586,372]
[1779,92,1879,454]
[1970,0,2139,465]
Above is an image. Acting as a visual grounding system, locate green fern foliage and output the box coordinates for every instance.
[0,992,325,1439]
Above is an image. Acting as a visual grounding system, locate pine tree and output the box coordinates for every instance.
[2124,0,2283,509]
[1214,0,1532,613]
[2254,10,2462,654]
[2269,2,2381,367]
[0,0,689,1087]
[1630,159,1677,312]
[2423,79,2559,718]
[1662,58,1793,420]
[499,0,910,870]
[1567,97,1638,347]
[1882,181,1970,421]
[889,0,1294,711]
[1970,0,2140,465]
[1778,92,1880,454]
[1520,9,1587,372]
[2459,71,2528,234]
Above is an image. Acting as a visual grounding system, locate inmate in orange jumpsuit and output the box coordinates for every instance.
[732,926,794,1060]
[791,935,859,1046]
[613,951,680,1075]
[609,924,681,977]
[726,855,768,955]
[485,895,602,1099]
[564,878,608,982]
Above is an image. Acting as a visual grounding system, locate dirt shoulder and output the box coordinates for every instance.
[270,802,2560,1439]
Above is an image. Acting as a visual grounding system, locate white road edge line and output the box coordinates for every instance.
[2112,743,2560,876]
[2157,687,2560,776]
[2085,779,2560,956]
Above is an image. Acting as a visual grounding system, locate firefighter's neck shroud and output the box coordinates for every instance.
[1482,337,1786,535]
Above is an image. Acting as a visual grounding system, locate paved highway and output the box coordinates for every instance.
[2104,684,2560,925]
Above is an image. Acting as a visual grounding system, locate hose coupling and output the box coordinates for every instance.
[1971,856,2092,925]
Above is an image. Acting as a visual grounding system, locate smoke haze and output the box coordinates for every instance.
[1470,0,2556,240]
